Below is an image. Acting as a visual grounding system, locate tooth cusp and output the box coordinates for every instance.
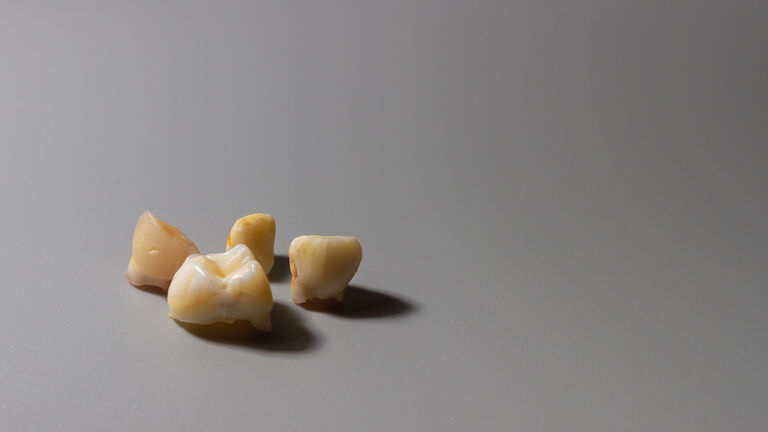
[288,235,362,304]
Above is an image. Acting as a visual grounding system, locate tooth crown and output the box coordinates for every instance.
[289,235,362,303]
[167,244,273,331]
[126,211,199,291]
[226,213,276,274]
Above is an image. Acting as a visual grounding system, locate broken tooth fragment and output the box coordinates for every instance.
[167,244,273,331]
[226,213,275,274]
[289,235,362,304]
[126,211,199,291]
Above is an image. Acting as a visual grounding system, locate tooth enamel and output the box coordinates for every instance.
[288,235,362,304]
[167,244,273,331]
[126,211,199,291]
[226,213,275,274]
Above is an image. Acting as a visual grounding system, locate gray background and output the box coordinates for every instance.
[1,1,766,431]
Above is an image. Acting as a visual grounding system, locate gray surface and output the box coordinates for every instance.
[1,1,767,431]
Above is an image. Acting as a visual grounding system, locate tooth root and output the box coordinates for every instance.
[226,214,276,274]
[288,235,362,304]
[167,244,273,331]
[126,211,199,291]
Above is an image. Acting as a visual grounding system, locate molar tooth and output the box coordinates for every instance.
[126,211,199,291]
[226,213,275,274]
[167,244,273,331]
[288,235,362,304]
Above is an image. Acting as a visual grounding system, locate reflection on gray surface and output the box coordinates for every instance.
[0,1,766,431]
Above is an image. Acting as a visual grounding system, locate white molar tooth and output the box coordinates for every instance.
[289,235,363,304]
[167,244,273,331]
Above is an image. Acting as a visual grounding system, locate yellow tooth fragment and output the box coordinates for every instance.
[226,213,276,274]
[126,211,199,291]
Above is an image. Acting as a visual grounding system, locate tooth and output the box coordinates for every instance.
[126,211,199,291]
[226,213,275,274]
[167,244,273,331]
[289,235,362,304]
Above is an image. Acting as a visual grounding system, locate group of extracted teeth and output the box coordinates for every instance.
[126,211,363,332]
